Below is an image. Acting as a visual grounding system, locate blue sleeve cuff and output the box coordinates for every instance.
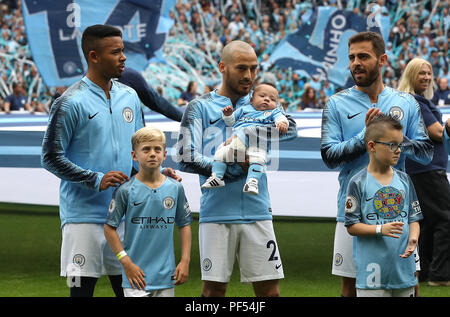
[95,172,105,191]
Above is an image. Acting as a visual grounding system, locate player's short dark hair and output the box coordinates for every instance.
[81,24,122,63]
[364,113,403,147]
[348,31,385,57]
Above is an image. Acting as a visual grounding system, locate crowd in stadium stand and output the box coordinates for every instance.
[0,0,449,114]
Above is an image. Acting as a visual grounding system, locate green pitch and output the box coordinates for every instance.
[0,203,447,297]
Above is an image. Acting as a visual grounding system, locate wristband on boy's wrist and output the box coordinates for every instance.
[116,250,127,260]
[376,224,383,236]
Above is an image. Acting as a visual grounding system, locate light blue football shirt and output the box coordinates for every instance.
[106,176,192,291]
[231,105,287,148]
[344,168,423,290]
[41,76,144,227]
[176,90,297,223]
[320,86,433,222]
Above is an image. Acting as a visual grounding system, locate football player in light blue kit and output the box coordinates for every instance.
[176,40,297,297]
[345,114,422,297]
[320,31,433,297]
[201,82,289,194]
[41,25,178,297]
[41,25,142,297]
[104,127,192,297]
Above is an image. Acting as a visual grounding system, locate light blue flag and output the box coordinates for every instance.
[268,6,390,87]
[22,0,175,87]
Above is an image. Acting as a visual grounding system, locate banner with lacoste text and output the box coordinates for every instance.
[268,6,390,87]
[22,0,175,87]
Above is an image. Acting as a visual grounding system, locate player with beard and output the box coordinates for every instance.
[176,40,297,297]
[320,31,433,297]
[41,25,144,297]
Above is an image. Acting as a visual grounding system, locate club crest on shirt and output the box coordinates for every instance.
[373,186,404,219]
[163,196,175,210]
[122,107,134,123]
[263,111,271,117]
[389,106,404,121]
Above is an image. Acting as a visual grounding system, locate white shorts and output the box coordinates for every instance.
[357,287,415,297]
[332,222,356,278]
[61,222,124,278]
[332,222,421,278]
[123,287,174,297]
[199,220,284,283]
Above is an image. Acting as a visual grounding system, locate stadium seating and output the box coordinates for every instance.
[0,0,448,113]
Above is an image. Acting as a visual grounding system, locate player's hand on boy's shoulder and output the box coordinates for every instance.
[222,105,234,117]
[100,171,129,191]
[365,107,382,126]
[163,167,182,182]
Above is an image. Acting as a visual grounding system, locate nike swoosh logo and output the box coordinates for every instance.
[209,117,221,125]
[133,201,144,206]
[347,112,362,119]
[88,112,99,120]
[275,264,282,270]
[366,197,373,201]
